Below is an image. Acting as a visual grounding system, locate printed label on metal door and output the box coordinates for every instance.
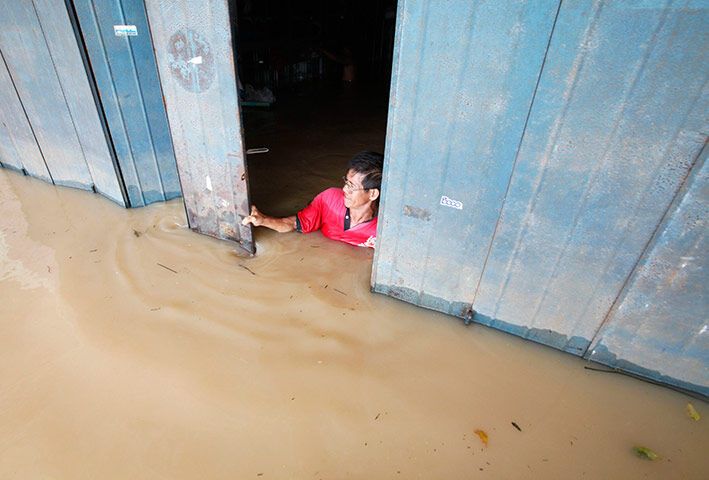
[168,30,214,93]
[114,25,138,36]
[440,196,463,210]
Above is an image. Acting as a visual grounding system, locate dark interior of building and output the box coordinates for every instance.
[229,0,397,217]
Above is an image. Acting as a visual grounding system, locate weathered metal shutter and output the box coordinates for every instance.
[143,0,254,253]
[0,0,124,205]
[588,147,708,397]
[72,0,181,207]
[373,0,562,316]
[373,0,708,394]
[0,54,50,182]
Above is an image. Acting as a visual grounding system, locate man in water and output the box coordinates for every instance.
[241,151,383,248]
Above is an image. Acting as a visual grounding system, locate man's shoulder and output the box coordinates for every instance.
[320,187,343,197]
[316,187,344,204]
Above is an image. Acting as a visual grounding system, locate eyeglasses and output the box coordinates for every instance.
[342,176,369,192]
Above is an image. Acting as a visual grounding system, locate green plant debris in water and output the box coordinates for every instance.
[633,446,659,461]
[686,403,700,421]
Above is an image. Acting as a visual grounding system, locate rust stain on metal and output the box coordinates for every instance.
[168,29,214,93]
[403,204,431,221]
[219,223,236,238]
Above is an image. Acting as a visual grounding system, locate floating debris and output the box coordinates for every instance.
[633,446,659,460]
[239,264,256,276]
[687,403,701,421]
[474,429,488,446]
[157,263,178,274]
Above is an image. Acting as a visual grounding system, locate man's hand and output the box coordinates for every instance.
[241,205,296,233]
[242,205,264,227]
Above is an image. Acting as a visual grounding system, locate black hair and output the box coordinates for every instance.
[347,151,384,215]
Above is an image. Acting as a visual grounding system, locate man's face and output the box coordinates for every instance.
[343,169,374,210]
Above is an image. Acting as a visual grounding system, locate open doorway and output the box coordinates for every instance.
[231,0,397,224]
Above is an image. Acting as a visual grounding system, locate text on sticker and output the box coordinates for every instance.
[114,25,138,36]
[440,196,463,210]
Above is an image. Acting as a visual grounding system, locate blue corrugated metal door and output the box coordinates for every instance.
[472,1,708,353]
[0,52,50,182]
[72,0,181,207]
[587,146,708,397]
[373,0,708,394]
[0,0,125,205]
[373,0,562,316]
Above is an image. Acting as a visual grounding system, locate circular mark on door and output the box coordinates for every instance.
[168,29,214,93]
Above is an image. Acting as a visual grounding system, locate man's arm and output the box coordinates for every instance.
[241,205,296,233]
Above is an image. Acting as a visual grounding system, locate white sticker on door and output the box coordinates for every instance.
[114,25,138,37]
[440,195,463,210]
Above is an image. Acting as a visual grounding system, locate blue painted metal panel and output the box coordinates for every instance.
[0,0,124,205]
[472,1,709,354]
[587,148,708,397]
[0,1,93,190]
[33,0,124,204]
[372,0,561,316]
[73,0,181,207]
[0,51,50,181]
[144,0,253,252]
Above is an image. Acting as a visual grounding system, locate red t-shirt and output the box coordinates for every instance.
[296,188,378,248]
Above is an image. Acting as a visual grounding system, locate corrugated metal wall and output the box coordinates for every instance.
[373,0,561,317]
[473,0,708,353]
[0,0,124,205]
[73,0,181,207]
[143,0,253,252]
[588,147,708,397]
[0,52,50,182]
[374,0,708,394]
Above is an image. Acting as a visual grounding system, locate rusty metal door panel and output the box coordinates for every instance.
[372,0,561,316]
[143,0,253,252]
[0,52,50,181]
[73,0,181,207]
[587,149,708,397]
[473,2,709,354]
[0,0,124,205]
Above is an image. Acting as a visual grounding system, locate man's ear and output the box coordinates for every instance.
[368,188,380,202]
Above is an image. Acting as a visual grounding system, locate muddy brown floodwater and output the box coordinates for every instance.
[1,87,708,479]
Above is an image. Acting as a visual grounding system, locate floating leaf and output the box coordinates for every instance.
[474,429,489,446]
[633,446,659,460]
[687,403,701,421]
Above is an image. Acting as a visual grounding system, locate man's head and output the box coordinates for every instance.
[342,151,384,215]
